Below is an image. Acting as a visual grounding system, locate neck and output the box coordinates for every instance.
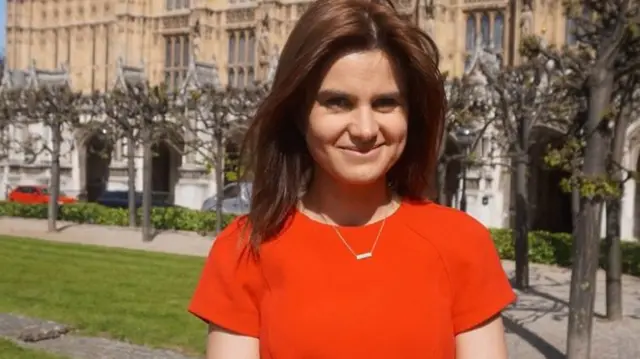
[301,170,395,226]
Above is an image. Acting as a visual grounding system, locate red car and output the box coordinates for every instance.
[7,185,77,205]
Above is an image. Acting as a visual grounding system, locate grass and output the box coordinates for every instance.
[0,236,209,355]
[0,338,67,359]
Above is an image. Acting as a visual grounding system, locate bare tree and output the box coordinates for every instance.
[17,84,84,231]
[0,89,22,193]
[477,38,568,290]
[180,84,264,233]
[103,87,143,227]
[125,82,179,242]
[437,74,494,206]
[526,1,640,356]
[603,73,640,319]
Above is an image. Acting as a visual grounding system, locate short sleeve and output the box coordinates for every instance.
[449,221,516,334]
[188,218,264,337]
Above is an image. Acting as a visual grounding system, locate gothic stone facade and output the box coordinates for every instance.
[4,0,640,239]
[5,0,574,91]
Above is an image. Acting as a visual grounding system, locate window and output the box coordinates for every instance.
[248,68,255,85]
[227,29,255,88]
[465,15,476,51]
[228,68,235,87]
[238,33,246,63]
[228,33,235,63]
[222,184,240,199]
[248,32,255,64]
[566,6,589,45]
[464,10,505,71]
[166,0,190,10]
[480,14,490,47]
[565,18,576,45]
[493,13,504,50]
[238,69,245,88]
[163,35,190,90]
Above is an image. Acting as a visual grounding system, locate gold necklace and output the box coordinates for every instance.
[318,201,395,260]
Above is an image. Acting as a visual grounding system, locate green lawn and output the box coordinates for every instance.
[0,236,209,355]
[0,338,67,359]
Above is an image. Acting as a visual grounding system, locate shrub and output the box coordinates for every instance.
[490,228,640,276]
[0,201,235,235]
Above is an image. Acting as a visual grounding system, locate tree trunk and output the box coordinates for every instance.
[604,102,629,321]
[214,135,225,234]
[566,69,614,359]
[127,132,137,228]
[141,127,153,242]
[514,150,529,289]
[604,195,623,320]
[436,160,447,205]
[514,114,530,290]
[47,123,62,232]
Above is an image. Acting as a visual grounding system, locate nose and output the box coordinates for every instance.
[348,106,379,144]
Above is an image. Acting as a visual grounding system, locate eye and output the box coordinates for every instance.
[322,96,352,110]
[372,97,400,113]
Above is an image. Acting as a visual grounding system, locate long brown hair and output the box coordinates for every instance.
[240,0,446,247]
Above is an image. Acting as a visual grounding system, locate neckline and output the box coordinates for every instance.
[294,198,406,230]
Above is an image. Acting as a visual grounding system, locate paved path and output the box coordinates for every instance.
[0,217,213,257]
[1,217,640,358]
[0,314,197,359]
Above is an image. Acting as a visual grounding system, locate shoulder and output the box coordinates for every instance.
[189,215,264,337]
[399,200,490,239]
[398,200,497,264]
[208,215,258,267]
[399,200,515,334]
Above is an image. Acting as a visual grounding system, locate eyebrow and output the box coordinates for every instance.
[316,89,402,98]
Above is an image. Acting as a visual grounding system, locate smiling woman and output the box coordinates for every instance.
[188,1,516,358]
[307,50,408,187]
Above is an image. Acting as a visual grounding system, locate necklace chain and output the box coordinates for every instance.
[318,201,394,260]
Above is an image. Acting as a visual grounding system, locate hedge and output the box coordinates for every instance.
[490,228,640,277]
[1,201,639,276]
[0,201,236,234]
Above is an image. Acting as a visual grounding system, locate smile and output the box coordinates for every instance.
[338,144,384,155]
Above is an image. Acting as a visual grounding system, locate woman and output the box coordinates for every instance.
[189,0,516,358]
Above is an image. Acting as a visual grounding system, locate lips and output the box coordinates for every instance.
[338,144,383,153]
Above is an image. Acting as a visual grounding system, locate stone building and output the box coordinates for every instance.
[5,0,576,91]
[2,0,639,239]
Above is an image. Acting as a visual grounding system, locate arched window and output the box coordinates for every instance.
[493,13,504,50]
[238,33,246,63]
[480,13,490,47]
[248,32,255,64]
[465,15,476,51]
[565,18,576,45]
[228,68,235,87]
[238,68,245,88]
[227,33,236,64]
[248,67,255,85]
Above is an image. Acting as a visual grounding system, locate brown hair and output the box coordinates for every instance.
[240,0,446,247]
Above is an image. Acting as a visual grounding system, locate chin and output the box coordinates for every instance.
[330,167,388,186]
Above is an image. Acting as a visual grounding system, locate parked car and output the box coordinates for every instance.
[95,190,175,209]
[7,185,77,205]
[201,182,252,215]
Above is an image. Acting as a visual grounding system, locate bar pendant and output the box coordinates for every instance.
[356,252,372,260]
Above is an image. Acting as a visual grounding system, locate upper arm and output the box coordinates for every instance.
[206,324,260,359]
[455,315,508,359]
[188,219,264,355]
[447,217,516,335]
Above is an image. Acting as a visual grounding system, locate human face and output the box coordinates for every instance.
[306,49,408,186]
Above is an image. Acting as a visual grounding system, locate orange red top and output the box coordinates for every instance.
[189,200,516,359]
